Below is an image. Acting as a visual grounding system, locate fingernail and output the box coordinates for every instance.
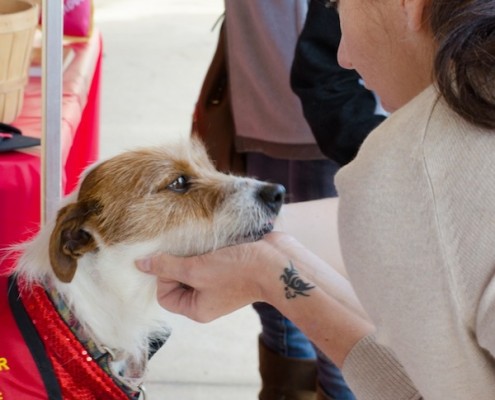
[136,258,151,272]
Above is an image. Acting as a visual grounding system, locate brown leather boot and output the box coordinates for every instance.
[258,336,317,400]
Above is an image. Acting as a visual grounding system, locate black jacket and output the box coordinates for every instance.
[290,1,386,165]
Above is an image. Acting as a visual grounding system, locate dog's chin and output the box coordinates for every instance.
[238,222,274,244]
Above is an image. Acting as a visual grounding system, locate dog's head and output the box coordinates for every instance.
[49,138,285,283]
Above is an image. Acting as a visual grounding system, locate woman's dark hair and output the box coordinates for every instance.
[430,0,495,129]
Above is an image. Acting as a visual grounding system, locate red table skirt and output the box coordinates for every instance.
[0,31,102,269]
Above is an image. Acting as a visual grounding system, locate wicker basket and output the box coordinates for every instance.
[0,0,39,123]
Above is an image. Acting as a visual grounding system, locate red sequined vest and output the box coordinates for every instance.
[0,276,139,400]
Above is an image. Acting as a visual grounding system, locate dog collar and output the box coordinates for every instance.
[45,283,150,396]
[16,277,143,400]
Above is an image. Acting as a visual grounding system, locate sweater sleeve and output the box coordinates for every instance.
[290,0,385,165]
[342,335,423,400]
[475,274,495,359]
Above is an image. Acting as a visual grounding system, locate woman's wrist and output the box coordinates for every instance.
[254,233,375,367]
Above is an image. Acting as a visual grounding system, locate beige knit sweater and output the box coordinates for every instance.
[336,85,495,399]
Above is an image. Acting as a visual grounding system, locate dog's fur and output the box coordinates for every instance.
[13,137,284,385]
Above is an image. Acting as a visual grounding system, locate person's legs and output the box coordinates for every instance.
[290,158,355,400]
[288,158,338,201]
[248,153,319,359]
[247,153,317,399]
[315,348,356,400]
[245,153,339,201]
[253,301,317,359]
[248,154,338,361]
[247,153,355,399]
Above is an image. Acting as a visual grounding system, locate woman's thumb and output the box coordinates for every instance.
[135,256,155,273]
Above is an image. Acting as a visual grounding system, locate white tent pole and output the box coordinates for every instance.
[41,0,63,225]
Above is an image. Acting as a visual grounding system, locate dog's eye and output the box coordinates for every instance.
[167,176,189,193]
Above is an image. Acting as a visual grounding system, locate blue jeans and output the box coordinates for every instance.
[247,153,355,400]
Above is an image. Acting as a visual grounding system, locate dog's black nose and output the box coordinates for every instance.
[258,183,285,214]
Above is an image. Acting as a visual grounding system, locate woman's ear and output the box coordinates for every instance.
[402,0,429,32]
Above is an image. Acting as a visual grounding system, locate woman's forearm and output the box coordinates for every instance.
[265,233,368,320]
[258,243,375,367]
[136,228,374,368]
[271,198,375,364]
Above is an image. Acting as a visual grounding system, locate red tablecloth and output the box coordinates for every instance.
[0,31,102,264]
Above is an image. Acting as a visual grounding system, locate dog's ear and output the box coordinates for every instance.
[49,202,98,283]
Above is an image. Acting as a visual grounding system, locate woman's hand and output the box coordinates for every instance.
[136,231,375,366]
[136,238,282,322]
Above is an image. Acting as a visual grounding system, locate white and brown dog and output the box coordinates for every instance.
[1,138,284,400]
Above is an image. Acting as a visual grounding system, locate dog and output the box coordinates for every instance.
[1,137,284,400]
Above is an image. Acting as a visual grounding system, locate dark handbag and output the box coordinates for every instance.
[191,20,245,175]
[0,123,40,152]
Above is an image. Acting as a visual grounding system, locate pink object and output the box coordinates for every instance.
[64,0,92,37]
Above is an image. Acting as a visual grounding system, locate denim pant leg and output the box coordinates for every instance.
[247,153,355,399]
[316,348,356,399]
[253,301,317,358]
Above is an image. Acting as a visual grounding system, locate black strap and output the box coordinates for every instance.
[7,276,63,400]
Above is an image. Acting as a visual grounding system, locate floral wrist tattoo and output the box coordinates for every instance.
[280,261,315,299]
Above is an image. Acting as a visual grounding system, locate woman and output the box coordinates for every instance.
[137,0,495,398]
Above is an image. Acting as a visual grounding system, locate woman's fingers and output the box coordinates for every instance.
[136,253,187,278]
[135,246,265,322]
